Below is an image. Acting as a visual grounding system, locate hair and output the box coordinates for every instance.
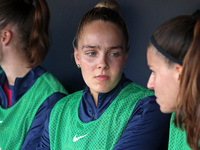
[148,10,200,149]
[175,18,200,150]
[0,0,50,67]
[73,0,129,52]
[149,12,198,67]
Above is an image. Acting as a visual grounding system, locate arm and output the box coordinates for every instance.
[21,92,66,150]
[113,96,171,150]
[36,113,51,150]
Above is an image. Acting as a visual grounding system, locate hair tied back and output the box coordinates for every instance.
[95,0,120,12]
[192,9,200,20]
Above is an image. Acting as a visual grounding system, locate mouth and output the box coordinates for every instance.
[155,97,161,106]
[95,75,109,82]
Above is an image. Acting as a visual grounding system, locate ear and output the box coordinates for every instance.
[74,47,80,66]
[174,64,182,81]
[1,30,12,46]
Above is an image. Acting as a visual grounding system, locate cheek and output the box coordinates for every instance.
[153,75,169,98]
[169,81,180,101]
[80,56,96,68]
[79,58,95,79]
[110,62,123,77]
[156,74,179,100]
[111,57,124,69]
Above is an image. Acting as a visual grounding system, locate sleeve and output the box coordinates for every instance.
[113,96,171,150]
[36,112,51,150]
[21,92,66,150]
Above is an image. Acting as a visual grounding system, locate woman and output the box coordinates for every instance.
[147,10,200,149]
[39,0,171,149]
[0,0,68,149]
[176,18,200,150]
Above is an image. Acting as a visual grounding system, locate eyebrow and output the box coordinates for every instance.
[82,45,123,50]
[82,45,100,50]
[107,46,123,50]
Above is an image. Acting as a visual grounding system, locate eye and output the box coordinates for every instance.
[86,51,97,56]
[151,70,156,76]
[149,68,156,75]
[110,52,120,57]
[109,50,122,57]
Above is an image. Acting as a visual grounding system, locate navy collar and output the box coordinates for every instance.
[79,73,132,122]
[0,66,46,108]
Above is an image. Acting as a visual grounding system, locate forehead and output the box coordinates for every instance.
[147,45,168,68]
[78,20,125,46]
[81,20,122,35]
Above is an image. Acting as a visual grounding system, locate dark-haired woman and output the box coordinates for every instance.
[147,10,200,150]
[0,0,68,149]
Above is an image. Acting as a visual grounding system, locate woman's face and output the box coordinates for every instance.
[147,45,181,113]
[74,20,127,99]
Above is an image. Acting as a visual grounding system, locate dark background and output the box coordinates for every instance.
[42,0,200,93]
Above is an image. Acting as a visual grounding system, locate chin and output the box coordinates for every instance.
[98,89,111,94]
[96,85,114,93]
[160,107,174,114]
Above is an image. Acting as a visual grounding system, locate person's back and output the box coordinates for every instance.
[0,0,68,149]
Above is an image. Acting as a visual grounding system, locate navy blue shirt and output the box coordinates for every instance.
[0,66,67,150]
[38,74,171,149]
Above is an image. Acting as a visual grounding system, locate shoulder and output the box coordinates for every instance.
[131,95,171,123]
[115,95,171,150]
[124,82,154,94]
[52,90,83,109]
[41,92,67,110]
[135,95,158,111]
[119,82,154,101]
[50,91,83,123]
[36,71,68,94]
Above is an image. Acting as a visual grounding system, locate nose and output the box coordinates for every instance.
[147,73,154,90]
[97,54,109,69]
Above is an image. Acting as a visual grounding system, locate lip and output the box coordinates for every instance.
[95,75,109,81]
[155,97,161,106]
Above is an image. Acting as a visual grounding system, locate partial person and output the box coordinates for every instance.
[147,9,200,150]
[39,0,171,149]
[0,0,68,149]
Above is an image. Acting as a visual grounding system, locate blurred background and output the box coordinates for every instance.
[43,0,200,93]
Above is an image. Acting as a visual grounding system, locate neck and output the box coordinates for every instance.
[91,92,99,107]
[0,30,33,85]
[1,49,32,85]
[2,64,31,86]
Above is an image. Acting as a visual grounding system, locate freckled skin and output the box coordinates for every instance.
[74,20,128,103]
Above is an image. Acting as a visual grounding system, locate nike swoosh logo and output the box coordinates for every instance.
[73,134,87,142]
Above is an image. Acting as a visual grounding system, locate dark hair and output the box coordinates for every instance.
[176,18,200,150]
[0,0,50,67]
[149,13,198,67]
[148,10,200,149]
[73,0,129,52]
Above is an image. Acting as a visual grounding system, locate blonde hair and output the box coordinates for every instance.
[95,0,119,12]
[73,0,129,52]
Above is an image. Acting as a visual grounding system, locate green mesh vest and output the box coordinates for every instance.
[0,72,68,150]
[168,113,191,150]
[50,82,154,150]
